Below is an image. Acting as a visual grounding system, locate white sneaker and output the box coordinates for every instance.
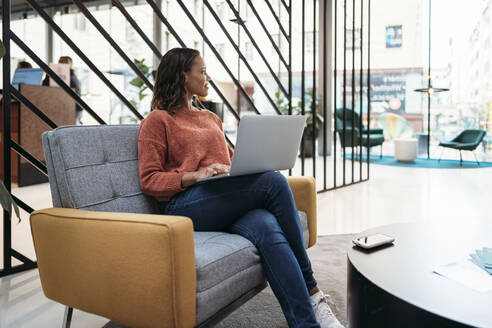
[310,291,344,328]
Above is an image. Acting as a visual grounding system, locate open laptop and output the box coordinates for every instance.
[12,68,43,90]
[198,114,307,182]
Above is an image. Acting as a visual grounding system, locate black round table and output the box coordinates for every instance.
[347,221,492,328]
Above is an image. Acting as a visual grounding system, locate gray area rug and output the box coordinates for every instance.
[105,234,353,328]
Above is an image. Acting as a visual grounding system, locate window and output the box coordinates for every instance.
[270,33,284,56]
[306,31,319,53]
[215,1,226,19]
[245,41,254,61]
[346,29,361,50]
[215,43,225,57]
[74,13,86,31]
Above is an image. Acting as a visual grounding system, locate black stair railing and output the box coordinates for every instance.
[225,0,289,98]
[202,0,281,115]
[145,0,241,122]
[2,0,371,278]
[174,0,264,115]
[73,0,153,91]
[26,0,142,121]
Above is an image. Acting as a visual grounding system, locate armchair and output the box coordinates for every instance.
[335,108,385,158]
[30,125,318,328]
[438,129,486,166]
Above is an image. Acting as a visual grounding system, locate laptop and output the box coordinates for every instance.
[198,114,307,182]
[12,68,43,90]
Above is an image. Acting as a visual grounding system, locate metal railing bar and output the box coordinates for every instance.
[351,0,355,183]
[112,0,162,58]
[312,0,316,179]
[73,0,153,90]
[175,0,264,116]
[0,262,37,277]
[288,0,292,176]
[11,195,35,214]
[367,0,371,178]
[10,32,107,124]
[224,0,288,98]
[359,0,363,180]
[318,178,368,193]
[334,0,337,188]
[301,0,305,176]
[11,249,36,265]
[9,141,48,176]
[209,82,241,121]
[3,0,13,272]
[25,0,142,121]
[280,0,289,13]
[145,0,185,46]
[342,0,347,185]
[264,0,289,41]
[10,87,58,129]
[323,0,327,190]
[145,0,240,121]
[246,0,289,70]
[203,0,281,115]
[225,134,234,149]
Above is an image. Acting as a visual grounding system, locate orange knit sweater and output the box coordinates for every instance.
[138,108,233,201]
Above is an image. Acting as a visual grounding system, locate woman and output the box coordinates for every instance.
[138,47,343,328]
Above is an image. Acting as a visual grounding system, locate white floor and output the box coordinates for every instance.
[2,163,492,327]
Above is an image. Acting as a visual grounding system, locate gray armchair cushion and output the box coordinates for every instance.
[43,125,158,213]
[194,232,265,324]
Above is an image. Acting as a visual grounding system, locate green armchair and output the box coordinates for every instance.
[335,108,385,158]
[438,129,486,166]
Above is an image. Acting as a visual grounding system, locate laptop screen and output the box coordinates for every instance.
[12,68,44,90]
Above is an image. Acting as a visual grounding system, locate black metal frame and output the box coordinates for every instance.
[327,0,371,191]
[2,0,371,277]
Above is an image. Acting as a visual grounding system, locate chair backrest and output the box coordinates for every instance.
[42,125,159,213]
[335,108,361,131]
[455,129,486,145]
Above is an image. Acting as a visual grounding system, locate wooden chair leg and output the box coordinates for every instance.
[63,306,73,328]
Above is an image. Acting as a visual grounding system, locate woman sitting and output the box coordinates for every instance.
[138,47,343,328]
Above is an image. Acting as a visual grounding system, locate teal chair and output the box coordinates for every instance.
[438,129,486,166]
[335,108,385,158]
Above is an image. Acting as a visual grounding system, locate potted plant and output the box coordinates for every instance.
[122,58,153,123]
[275,89,323,157]
[0,39,21,222]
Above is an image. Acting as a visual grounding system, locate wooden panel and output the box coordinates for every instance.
[19,84,76,162]
[0,99,20,184]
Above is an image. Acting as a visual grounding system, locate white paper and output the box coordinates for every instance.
[433,259,492,293]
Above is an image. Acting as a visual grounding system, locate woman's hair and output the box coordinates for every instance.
[152,47,201,113]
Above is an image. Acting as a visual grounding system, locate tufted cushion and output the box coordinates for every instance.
[43,125,158,214]
[193,231,265,324]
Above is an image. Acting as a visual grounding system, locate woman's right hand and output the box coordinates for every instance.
[181,163,230,188]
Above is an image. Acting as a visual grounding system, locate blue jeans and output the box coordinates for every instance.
[159,171,320,328]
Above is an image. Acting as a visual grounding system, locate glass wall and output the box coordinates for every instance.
[335,0,492,162]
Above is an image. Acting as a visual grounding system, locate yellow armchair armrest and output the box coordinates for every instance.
[287,176,317,247]
[30,208,195,328]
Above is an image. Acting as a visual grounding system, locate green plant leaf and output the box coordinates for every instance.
[0,180,21,222]
[130,78,144,88]
[0,40,5,59]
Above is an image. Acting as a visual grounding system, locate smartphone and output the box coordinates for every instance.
[352,233,395,249]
